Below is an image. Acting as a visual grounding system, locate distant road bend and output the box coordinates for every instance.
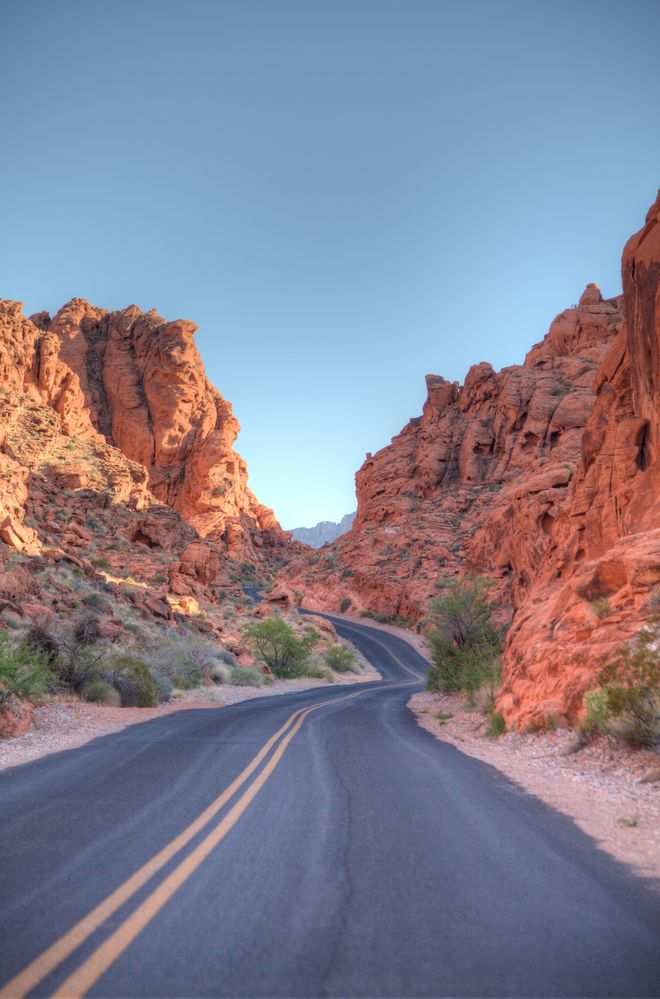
[0,616,658,998]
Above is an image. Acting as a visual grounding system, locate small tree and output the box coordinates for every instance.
[428,576,502,699]
[0,630,52,705]
[243,618,317,678]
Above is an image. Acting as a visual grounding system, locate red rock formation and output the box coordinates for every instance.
[281,195,660,728]
[0,296,295,644]
[36,299,290,560]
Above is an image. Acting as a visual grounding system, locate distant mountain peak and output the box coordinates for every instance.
[290,513,355,548]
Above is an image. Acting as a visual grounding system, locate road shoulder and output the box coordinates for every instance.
[410,689,660,883]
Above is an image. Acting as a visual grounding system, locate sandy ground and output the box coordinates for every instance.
[0,664,379,773]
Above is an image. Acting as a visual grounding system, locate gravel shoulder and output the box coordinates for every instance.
[410,690,660,883]
[335,612,660,883]
[0,665,378,773]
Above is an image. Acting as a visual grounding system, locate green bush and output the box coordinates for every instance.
[324,643,359,673]
[243,618,318,679]
[485,710,507,738]
[104,654,157,707]
[339,597,352,613]
[582,624,659,749]
[230,666,267,687]
[0,630,52,706]
[80,678,121,706]
[427,576,503,700]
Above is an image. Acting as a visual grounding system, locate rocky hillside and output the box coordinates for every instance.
[279,194,660,729]
[291,513,355,548]
[0,298,296,662]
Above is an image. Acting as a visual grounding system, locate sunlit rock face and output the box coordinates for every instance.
[280,194,660,729]
[291,513,355,548]
[14,298,292,563]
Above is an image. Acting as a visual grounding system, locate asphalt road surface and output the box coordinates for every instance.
[0,616,658,998]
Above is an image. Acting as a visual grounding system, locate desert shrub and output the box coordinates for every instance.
[303,661,335,682]
[217,648,238,668]
[243,618,318,679]
[590,597,610,620]
[80,678,121,706]
[25,621,60,664]
[427,576,503,701]
[91,557,112,571]
[73,614,103,647]
[150,671,172,703]
[210,662,232,685]
[485,710,507,738]
[149,631,214,689]
[581,624,659,749]
[81,592,108,613]
[339,597,352,613]
[0,630,52,705]
[230,666,267,687]
[104,654,157,707]
[324,643,358,673]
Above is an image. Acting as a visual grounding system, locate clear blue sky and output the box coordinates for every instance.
[1,1,659,528]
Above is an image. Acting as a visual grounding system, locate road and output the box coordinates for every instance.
[0,616,658,998]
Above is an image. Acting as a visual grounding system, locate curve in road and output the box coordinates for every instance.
[0,616,658,997]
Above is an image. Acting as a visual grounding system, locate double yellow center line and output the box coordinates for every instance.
[1,628,422,998]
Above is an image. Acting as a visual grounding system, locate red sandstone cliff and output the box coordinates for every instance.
[0,299,290,565]
[280,194,660,728]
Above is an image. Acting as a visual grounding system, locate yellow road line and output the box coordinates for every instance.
[52,688,375,999]
[1,628,421,999]
[0,706,307,999]
[51,707,313,999]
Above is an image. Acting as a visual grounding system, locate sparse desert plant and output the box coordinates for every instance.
[210,661,232,685]
[80,678,121,706]
[148,631,215,689]
[229,666,267,687]
[324,643,359,673]
[590,597,610,620]
[150,671,173,703]
[103,654,157,707]
[25,621,60,665]
[91,557,112,571]
[485,710,507,738]
[427,576,503,702]
[80,592,109,613]
[581,623,659,749]
[217,648,238,668]
[0,629,52,706]
[340,597,352,613]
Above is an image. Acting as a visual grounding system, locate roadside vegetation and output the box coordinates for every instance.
[580,621,659,750]
[426,575,505,736]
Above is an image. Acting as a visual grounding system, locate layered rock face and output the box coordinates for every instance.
[281,195,660,728]
[0,298,295,643]
[1,299,289,564]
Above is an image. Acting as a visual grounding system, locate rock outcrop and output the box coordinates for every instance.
[0,298,291,564]
[280,194,660,729]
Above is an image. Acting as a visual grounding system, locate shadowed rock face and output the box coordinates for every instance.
[280,193,660,729]
[0,299,292,572]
